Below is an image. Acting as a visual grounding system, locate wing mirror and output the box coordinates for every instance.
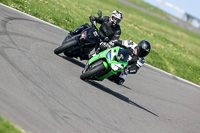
[98,10,102,18]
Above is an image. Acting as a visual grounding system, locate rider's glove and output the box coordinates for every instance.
[108,41,115,47]
[100,42,111,48]
[122,40,133,48]
[100,42,107,46]
[104,37,110,42]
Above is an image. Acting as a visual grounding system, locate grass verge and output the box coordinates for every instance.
[0,116,23,133]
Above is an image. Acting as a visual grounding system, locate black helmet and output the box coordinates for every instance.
[136,40,151,57]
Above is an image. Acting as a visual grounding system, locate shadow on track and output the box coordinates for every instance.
[120,85,132,90]
[86,80,158,117]
[59,55,85,68]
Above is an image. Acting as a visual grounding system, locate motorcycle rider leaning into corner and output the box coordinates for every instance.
[70,10,123,60]
[106,39,151,85]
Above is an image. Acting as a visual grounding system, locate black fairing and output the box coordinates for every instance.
[62,24,100,58]
[80,27,100,46]
[74,26,85,35]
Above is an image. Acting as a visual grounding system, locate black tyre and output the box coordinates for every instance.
[80,63,106,80]
[115,78,125,85]
[54,39,78,55]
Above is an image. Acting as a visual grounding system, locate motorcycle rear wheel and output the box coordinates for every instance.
[54,39,78,55]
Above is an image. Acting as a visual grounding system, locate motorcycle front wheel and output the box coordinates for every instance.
[54,39,78,55]
[80,63,106,80]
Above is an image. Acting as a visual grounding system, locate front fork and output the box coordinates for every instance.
[82,62,89,74]
[119,73,127,81]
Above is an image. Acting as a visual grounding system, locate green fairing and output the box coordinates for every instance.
[88,48,110,66]
[88,46,128,81]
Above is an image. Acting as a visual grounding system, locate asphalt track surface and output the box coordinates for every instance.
[0,4,200,133]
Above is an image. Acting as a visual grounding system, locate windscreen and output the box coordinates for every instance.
[117,48,129,62]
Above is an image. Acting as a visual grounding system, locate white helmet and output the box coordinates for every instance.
[110,10,123,26]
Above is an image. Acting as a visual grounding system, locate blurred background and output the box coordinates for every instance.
[144,0,200,28]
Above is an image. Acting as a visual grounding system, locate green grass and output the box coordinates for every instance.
[1,0,200,85]
[0,116,23,133]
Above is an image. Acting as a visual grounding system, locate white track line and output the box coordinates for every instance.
[144,63,200,88]
[1,3,199,88]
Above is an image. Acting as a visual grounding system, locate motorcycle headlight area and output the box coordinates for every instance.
[106,50,112,61]
[111,63,123,71]
[81,31,87,39]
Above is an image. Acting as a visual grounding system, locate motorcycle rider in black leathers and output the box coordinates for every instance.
[107,39,151,85]
[79,10,123,59]
[91,10,122,41]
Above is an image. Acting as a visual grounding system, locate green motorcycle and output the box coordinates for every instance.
[80,46,129,82]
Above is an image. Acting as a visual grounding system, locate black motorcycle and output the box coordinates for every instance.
[54,10,102,60]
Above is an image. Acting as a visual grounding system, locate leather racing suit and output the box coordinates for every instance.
[93,16,121,41]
